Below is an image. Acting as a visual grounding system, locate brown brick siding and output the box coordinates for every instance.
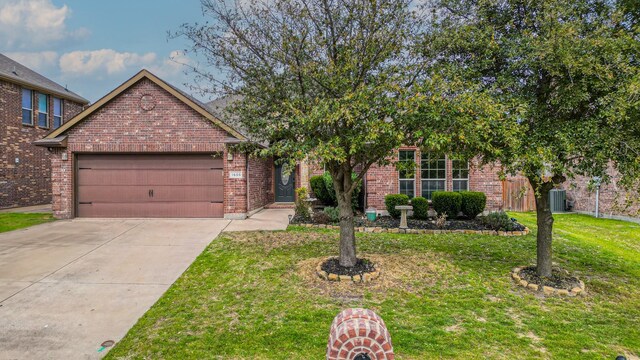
[1,79,83,209]
[565,165,640,218]
[301,147,505,212]
[248,156,274,211]
[50,78,272,219]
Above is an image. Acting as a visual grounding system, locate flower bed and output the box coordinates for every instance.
[291,210,529,236]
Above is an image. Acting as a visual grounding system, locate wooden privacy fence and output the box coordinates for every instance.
[502,178,536,212]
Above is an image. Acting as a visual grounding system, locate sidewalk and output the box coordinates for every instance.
[0,204,52,214]
[224,208,293,232]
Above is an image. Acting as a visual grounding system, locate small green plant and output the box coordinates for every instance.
[323,206,340,223]
[411,196,429,220]
[434,212,448,229]
[479,211,516,231]
[432,191,462,219]
[310,175,332,205]
[384,194,410,219]
[294,187,310,220]
[460,191,487,219]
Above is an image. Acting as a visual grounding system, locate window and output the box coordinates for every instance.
[421,153,446,199]
[38,93,48,128]
[398,150,415,198]
[452,160,469,192]
[53,98,63,129]
[21,89,33,125]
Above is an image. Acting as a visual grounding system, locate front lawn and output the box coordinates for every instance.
[107,213,640,359]
[0,213,54,233]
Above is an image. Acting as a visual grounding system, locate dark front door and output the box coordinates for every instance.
[275,163,295,202]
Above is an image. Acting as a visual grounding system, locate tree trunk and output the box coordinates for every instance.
[337,192,357,267]
[330,166,357,268]
[532,181,554,277]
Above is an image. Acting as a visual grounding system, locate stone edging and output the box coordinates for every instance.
[316,262,381,283]
[298,223,530,236]
[511,267,585,296]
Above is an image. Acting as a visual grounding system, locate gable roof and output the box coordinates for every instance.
[0,53,88,104]
[44,69,247,141]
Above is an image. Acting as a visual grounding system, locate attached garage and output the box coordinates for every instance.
[76,154,224,218]
[36,69,275,219]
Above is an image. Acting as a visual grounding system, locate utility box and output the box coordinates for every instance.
[549,189,566,212]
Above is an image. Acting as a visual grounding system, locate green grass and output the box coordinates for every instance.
[0,213,54,233]
[106,213,640,359]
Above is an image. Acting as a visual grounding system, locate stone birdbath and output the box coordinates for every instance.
[395,205,413,229]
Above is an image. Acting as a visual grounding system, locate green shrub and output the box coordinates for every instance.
[322,173,337,205]
[294,187,310,220]
[411,196,429,220]
[460,191,487,219]
[310,175,331,205]
[479,211,516,231]
[323,206,340,223]
[384,194,410,219]
[432,191,462,218]
[321,172,362,210]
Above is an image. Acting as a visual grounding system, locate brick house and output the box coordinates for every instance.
[1,53,88,209]
[36,69,279,219]
[37,68,637,220]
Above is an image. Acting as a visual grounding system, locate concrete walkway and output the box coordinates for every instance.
[0,218,229,359]
[225,208,294,232]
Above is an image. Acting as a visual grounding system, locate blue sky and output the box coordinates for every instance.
[0,0,210,102]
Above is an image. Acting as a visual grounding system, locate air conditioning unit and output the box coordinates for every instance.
[549,189,566,213]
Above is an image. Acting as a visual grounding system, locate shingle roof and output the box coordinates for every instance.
[206,95,269,148]
[0,53,89,104]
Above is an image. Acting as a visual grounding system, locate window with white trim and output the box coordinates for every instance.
[53,98,63,129]
[398,150,415,198]
[452,159,469,192]
[421,153,446,199]
[37,93,48,128]
[22,89,33,125]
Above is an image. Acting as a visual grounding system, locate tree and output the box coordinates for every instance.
[176,0,427,267]
[423,0,640,276]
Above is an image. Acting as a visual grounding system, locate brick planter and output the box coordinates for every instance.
[327,308,394,360]
[316,261,381,283]
[511,267,585,296]
[299,223,530,236]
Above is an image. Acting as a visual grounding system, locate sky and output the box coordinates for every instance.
[0,0,210,102]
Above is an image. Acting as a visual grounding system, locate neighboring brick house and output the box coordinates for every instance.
[0,53,88,209]
[36,69,276,219]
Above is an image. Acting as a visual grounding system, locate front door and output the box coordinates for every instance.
[275,163,295,202]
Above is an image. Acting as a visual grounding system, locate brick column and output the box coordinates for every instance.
[327,308,394,360]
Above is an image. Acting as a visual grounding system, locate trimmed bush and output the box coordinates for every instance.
[432,191,462,218]
[479,211,516,231]
[321,172,362,210]
[294,187,310,220]
[310,175,331,205]
[322,173,337,205]
[460,191,487,219]
[385,194,410,219]
[411,196,429,220]
[323,206,340,223]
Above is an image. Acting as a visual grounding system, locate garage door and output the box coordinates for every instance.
[76,154,224,218]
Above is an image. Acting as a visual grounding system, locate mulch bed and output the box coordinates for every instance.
[518,266,581,289]
[291,212,526,232]
[321,257,376,276]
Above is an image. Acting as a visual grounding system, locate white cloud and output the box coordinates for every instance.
[59,49,158,77]
[0,0,89,50]
[4,51,59,71]
[149,50,193,78]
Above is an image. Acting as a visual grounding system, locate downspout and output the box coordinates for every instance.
[246,151,250,218]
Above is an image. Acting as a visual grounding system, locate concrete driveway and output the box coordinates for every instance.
[0,218,229,359]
